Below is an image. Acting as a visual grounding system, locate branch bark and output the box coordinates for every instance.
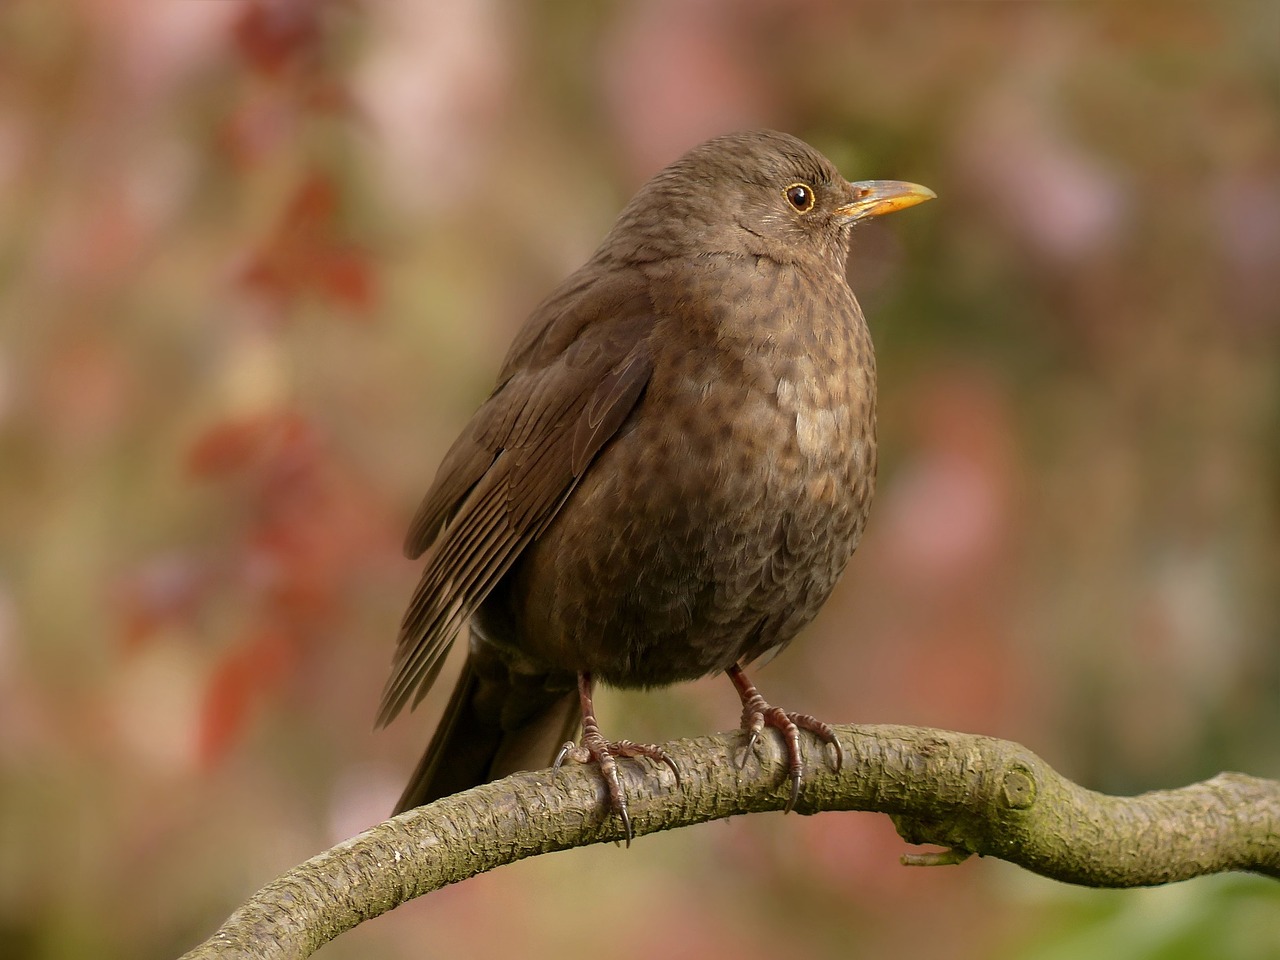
[180,724,1280,960]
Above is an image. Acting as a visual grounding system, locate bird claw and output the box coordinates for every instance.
[555,674,683,845]
[554,733,679,846]
[729,665,842,812]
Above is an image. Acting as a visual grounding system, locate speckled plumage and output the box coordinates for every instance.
[379,131,931,816]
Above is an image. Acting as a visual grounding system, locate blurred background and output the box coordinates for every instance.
[1,1,1278,957]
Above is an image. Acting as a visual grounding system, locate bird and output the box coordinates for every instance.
[377,130,933,841]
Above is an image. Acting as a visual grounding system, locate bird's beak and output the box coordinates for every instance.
[837,180,936,221]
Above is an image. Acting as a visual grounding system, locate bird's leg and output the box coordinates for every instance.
[727,663,844,812]
[553,671,680,845]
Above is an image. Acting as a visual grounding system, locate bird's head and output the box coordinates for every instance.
[604,130,934,272]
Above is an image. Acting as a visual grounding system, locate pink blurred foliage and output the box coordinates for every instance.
[881,372,1018,594]
[602,0,776,176]
[36,334,133,454]
[240,172,380,317]
[197,623,297,769]
[182,409,394,768]
[809,366,1035,745]
[1211,170,1280,334]
[874,371,1025,722]
[129,0,391,772]
[955,89,1128,266]
[353,0,513,214]
[20,3,224,300]
[113,554,208,655]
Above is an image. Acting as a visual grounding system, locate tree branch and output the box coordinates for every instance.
[179,724,1280,960]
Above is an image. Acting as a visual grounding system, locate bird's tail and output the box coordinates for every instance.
[391,643,580,816]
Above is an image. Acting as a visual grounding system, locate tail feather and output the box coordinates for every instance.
[392,647,579,816]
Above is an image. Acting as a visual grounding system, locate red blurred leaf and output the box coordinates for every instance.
[170,401,394,757]
[241,173,378,315]
[197,626,298,768]
[186,411,315,479]
[186,415,273,477]
[287,172,338,225]
[318,248,377,312]
[197,645,256,768]
[231,0,322,77]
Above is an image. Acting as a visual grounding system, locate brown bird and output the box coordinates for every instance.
[378,130,933,839]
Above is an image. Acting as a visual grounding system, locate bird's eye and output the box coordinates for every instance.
[785,183,815,212]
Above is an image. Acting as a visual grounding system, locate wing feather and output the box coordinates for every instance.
[377,271,656,727]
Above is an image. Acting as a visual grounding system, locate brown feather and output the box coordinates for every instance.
[376,272,656,728]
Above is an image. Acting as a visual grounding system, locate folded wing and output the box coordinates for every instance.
[376,272,656,726]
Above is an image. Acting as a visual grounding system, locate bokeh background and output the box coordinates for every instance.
[1,1,1278,958]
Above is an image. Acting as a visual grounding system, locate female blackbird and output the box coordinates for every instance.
[378,130,933,840]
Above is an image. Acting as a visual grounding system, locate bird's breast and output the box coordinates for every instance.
[502,258,879,684]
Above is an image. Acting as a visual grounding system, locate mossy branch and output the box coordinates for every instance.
[179,724,1280,960]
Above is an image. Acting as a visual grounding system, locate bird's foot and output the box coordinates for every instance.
[727,664,843,812]
[554,673,680,846]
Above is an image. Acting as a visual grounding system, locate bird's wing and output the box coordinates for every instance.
[376,271,655,727]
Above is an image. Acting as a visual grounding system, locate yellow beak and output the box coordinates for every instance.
[837,180,936,221]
